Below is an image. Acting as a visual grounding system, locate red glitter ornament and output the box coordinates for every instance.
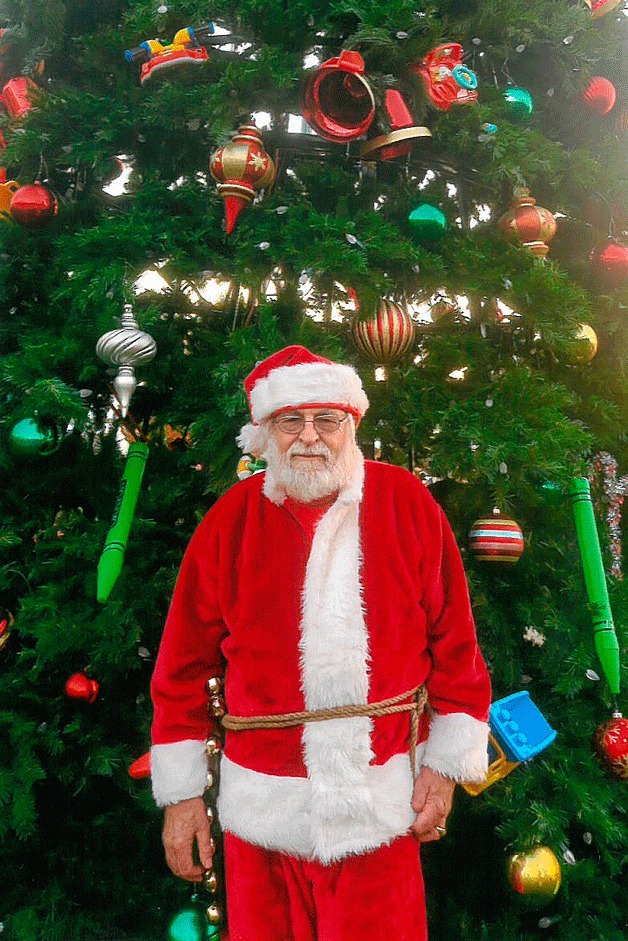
[590,239,628,288]
[498,187,557,258]
[469,513,525,563]
[9,182,58,226]
[593,714,628,780]
[351,298,416,364]
[210,125,275,235]
[65,672,99,703]
[581,77,616,116]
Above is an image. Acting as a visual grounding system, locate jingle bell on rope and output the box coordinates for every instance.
[498,187,556,258]
[210,124,275,234]
[302,51,375,143]
[360,89,431,161]
[96,303,157,416]
[351,298,416,364]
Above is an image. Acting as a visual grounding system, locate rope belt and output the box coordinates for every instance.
[221,684,428,776]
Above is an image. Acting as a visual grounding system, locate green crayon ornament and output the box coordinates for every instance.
[97,441,149,602]
[569,477,620,696]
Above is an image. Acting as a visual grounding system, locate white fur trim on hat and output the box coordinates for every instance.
[249,362,369,424]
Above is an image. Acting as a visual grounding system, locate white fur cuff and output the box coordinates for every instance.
[422,712,490,784]
[150,740,208,807]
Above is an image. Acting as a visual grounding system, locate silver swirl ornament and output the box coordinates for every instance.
[96,305,157,416]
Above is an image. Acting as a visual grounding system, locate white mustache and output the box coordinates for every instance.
[288,443,331,459]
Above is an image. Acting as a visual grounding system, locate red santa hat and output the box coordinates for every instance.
[238,345,369,453]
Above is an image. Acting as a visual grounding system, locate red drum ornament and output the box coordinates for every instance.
[590,239,628,288]
[9,182,58,226]
[581,77,616,116]
[360,89,431,161]
[128,751,151,779]
[302,50,375,143]
[469,513,525,563]
[498,187,557,258]
[351,299,416,364]
[210,125,275,235]
[65,672,99,703]
[593,714,628,780]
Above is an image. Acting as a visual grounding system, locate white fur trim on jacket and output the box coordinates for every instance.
[422,711,490,783]
[150,740,209,807]
[249,361,369,424]
[218,750,422,862]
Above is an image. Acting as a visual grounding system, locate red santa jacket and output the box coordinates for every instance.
[151,455,491,863]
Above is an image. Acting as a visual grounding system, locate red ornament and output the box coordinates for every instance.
[9,182,58,226]
[409,42,478,112]
[210,125,275,235]
[360,88,431,161]
[581,77,616,116]
[128,751,151,779]
[590,239,628,288]
[593,714,628,779]
[469,513,525,563]
[351,298,416,364]
[302,50,375,143]
[589,0,623,19]
[65,672,99,703]
[0,76,38,119]
[498,187,557,258]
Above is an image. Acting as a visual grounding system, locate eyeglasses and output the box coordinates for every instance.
[273,414,349,436]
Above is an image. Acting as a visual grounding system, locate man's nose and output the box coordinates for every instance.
[298,421,319,444]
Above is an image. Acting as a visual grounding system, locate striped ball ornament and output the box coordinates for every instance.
[351,298,416,364]
[469,513,524,563]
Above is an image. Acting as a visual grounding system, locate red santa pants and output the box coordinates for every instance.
[224,831,427,941]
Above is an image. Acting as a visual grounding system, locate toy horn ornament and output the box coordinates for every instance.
[302,50,375,143]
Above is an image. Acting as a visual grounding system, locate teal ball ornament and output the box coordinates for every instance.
[408,203,447,241]
[503,87,534,119]
[9,418,60,458]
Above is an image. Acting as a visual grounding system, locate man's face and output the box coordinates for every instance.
[270,408,352,469]
[263,407,360,502]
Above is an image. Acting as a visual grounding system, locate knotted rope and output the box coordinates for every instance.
[221,684,428,775]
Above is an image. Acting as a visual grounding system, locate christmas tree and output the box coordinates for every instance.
[1,1,626,939]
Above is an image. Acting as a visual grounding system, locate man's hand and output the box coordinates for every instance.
[162,796,214,881]
[410,766,456,843]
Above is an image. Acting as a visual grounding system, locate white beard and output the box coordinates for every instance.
[262,428,362,503]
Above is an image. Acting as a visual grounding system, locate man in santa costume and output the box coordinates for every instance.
[151,345,491,941]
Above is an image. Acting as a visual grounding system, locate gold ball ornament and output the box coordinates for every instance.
[565,324,598,365]
[507,845,562,901]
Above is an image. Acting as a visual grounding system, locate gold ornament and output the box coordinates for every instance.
[565,323,598,365]
[507,845,562,900]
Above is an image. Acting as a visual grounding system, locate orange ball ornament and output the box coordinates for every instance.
[210,125,275,235]
[581,77,616,116]
[351,298,416,364]
[498,187,557,258]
